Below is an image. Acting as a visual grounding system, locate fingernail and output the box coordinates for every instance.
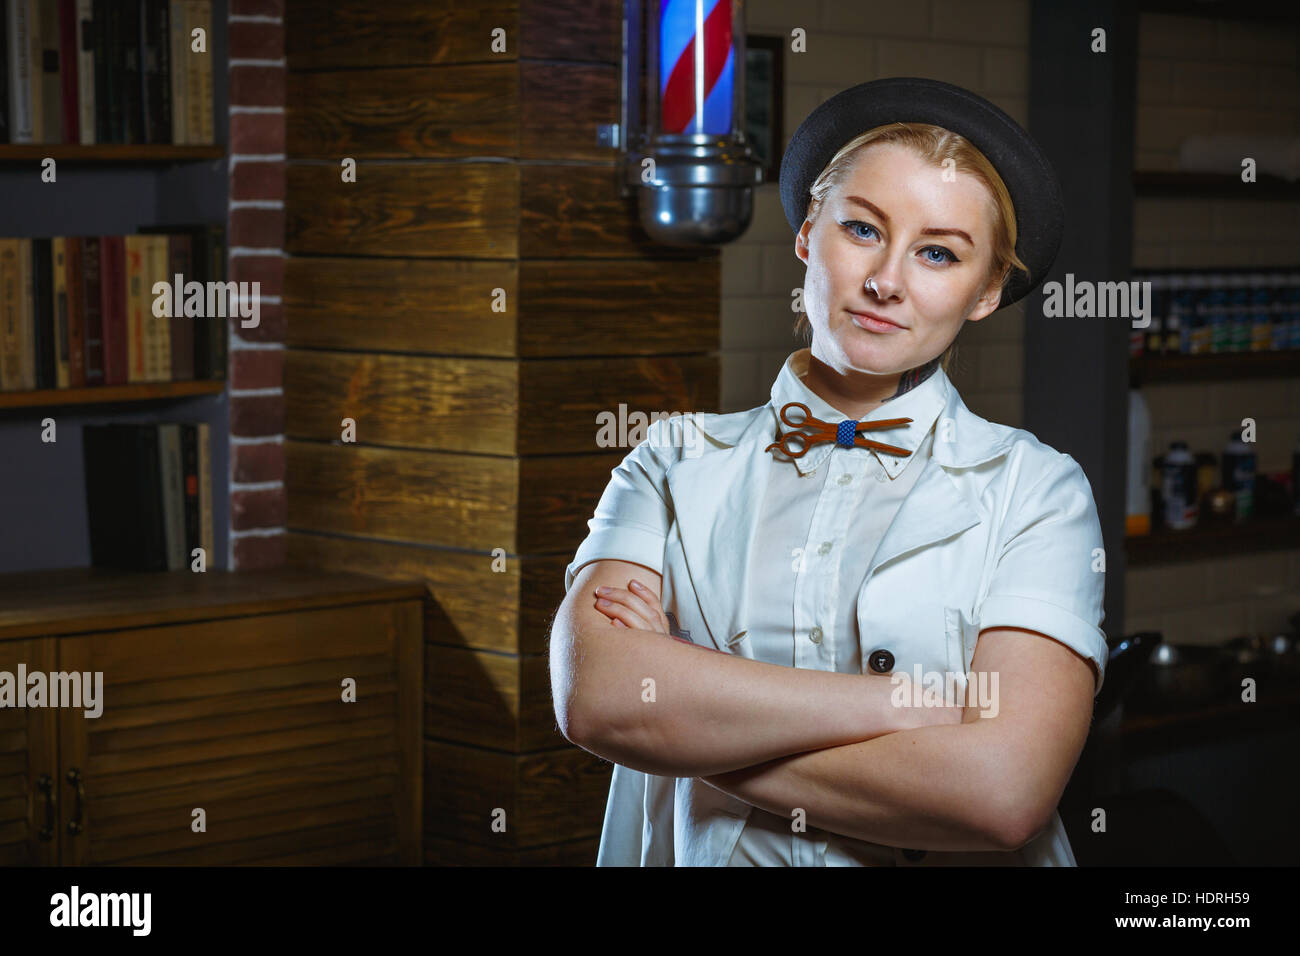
[594,586,607,595]
[629,581,643,590]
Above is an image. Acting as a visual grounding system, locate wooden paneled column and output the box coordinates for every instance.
[283,0,719,864]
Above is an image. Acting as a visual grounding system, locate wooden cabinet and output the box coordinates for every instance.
[0,568,424,865]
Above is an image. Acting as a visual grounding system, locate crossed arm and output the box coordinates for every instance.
[549,560,1098,853]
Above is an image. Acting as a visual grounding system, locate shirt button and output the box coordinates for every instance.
[867,648,895,673]
[817,541,832,555]
[837,474,851,485]
[809,626,823,644]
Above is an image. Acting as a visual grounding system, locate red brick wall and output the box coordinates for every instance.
[227,0,286,569]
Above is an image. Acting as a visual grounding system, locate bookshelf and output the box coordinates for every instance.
[0,145,224,162]
[0,379,225,409]
[0,0,231,575]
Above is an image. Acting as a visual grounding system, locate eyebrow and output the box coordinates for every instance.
[843,195,975,246]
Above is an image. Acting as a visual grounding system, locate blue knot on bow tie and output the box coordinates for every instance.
[836,419,859,448]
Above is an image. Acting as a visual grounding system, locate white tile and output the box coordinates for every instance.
[818,0,932,38]
[721,241,762,297]
[875,39,983,91]
[931,0,1028,46]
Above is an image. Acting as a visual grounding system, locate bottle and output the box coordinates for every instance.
[1129,270,1146,357]
[1268,271,1288,351]
[1127,387,1152,535]
[1249,273,1273,352]
[1162,441,1198,530]
[1289,273,1300,350]
[1145,273,1166,355]
[1211,272,1234,352]
[1166,274,1187,354]
[1189,274,1212,354]
[1222,430,1255,522]
[1293,433,1300,517]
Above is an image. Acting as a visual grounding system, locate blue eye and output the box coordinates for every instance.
[923,246,958,264]
[843,221,959,265]
[842,220,879,240]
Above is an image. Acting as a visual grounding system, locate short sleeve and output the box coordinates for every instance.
[977,453,1109,697]
[563,417,679,595]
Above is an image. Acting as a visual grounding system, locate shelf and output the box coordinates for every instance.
[1130,350,1300,383]
[1134,170,1300,200]
[0,566,427,641]
[1118,687,1300,752]
[1126,514,1300,565]
[1137,0,1300,24]
[0,380,226,410]
[0,144,224,163]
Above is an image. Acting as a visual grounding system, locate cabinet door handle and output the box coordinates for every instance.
[36,774,54,842]
[66,768,85,836]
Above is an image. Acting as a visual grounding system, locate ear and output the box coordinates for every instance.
[966,272,1004,323]
[795,219,814,266]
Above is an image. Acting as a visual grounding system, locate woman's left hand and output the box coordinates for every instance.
[593,579,671,635]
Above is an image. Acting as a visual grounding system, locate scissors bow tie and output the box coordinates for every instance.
[765,401,913,460]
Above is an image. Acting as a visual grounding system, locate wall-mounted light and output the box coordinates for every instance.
[602,0,765,245]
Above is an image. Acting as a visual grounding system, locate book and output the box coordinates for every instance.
[142,0,170,144]
[27,0,44,142]
[27,235,46,389]
[196,420,212,559]
[168,0,186,145]
[98,233,126,385]
[0,2,11,144]
[139,223,225,379]
[180,420,200,563]
[58,0,80,143]
[193,1,209,143]
[146,232,170,380]
[164,232,193,380]
[83,422,167,571]
[38,0,61,143]
[80,234,103,384]
[52,235,69,387]
[15,238,35,389]
[120,0,139,142]
[0,239,19,389]
[123,233,145,381]
[158,421,184,569]
[75,0,94,144]
[65,235,86,387]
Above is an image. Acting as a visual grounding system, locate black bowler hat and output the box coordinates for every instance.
[780,77,1064,308]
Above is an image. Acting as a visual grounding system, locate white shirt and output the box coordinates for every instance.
[728,350,945,866]
[564,348,1107,866]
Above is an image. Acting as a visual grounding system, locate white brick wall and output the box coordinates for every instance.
[1128,12,1300,641]
[724,3,1300,642]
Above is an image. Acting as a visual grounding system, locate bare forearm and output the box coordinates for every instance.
[699,720,1026,852]
[552,621,916,777]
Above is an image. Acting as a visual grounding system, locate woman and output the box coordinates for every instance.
[550,78,1106,866]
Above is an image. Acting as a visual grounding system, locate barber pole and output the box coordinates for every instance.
[658,0,735,135]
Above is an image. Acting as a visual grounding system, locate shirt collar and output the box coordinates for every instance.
[768,347,948,478]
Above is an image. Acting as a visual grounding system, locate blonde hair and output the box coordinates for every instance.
[793,122,1029,376]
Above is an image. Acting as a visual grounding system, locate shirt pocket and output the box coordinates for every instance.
[943,606,981,699]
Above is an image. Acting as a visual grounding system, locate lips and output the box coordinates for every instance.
[848,310,906,330]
